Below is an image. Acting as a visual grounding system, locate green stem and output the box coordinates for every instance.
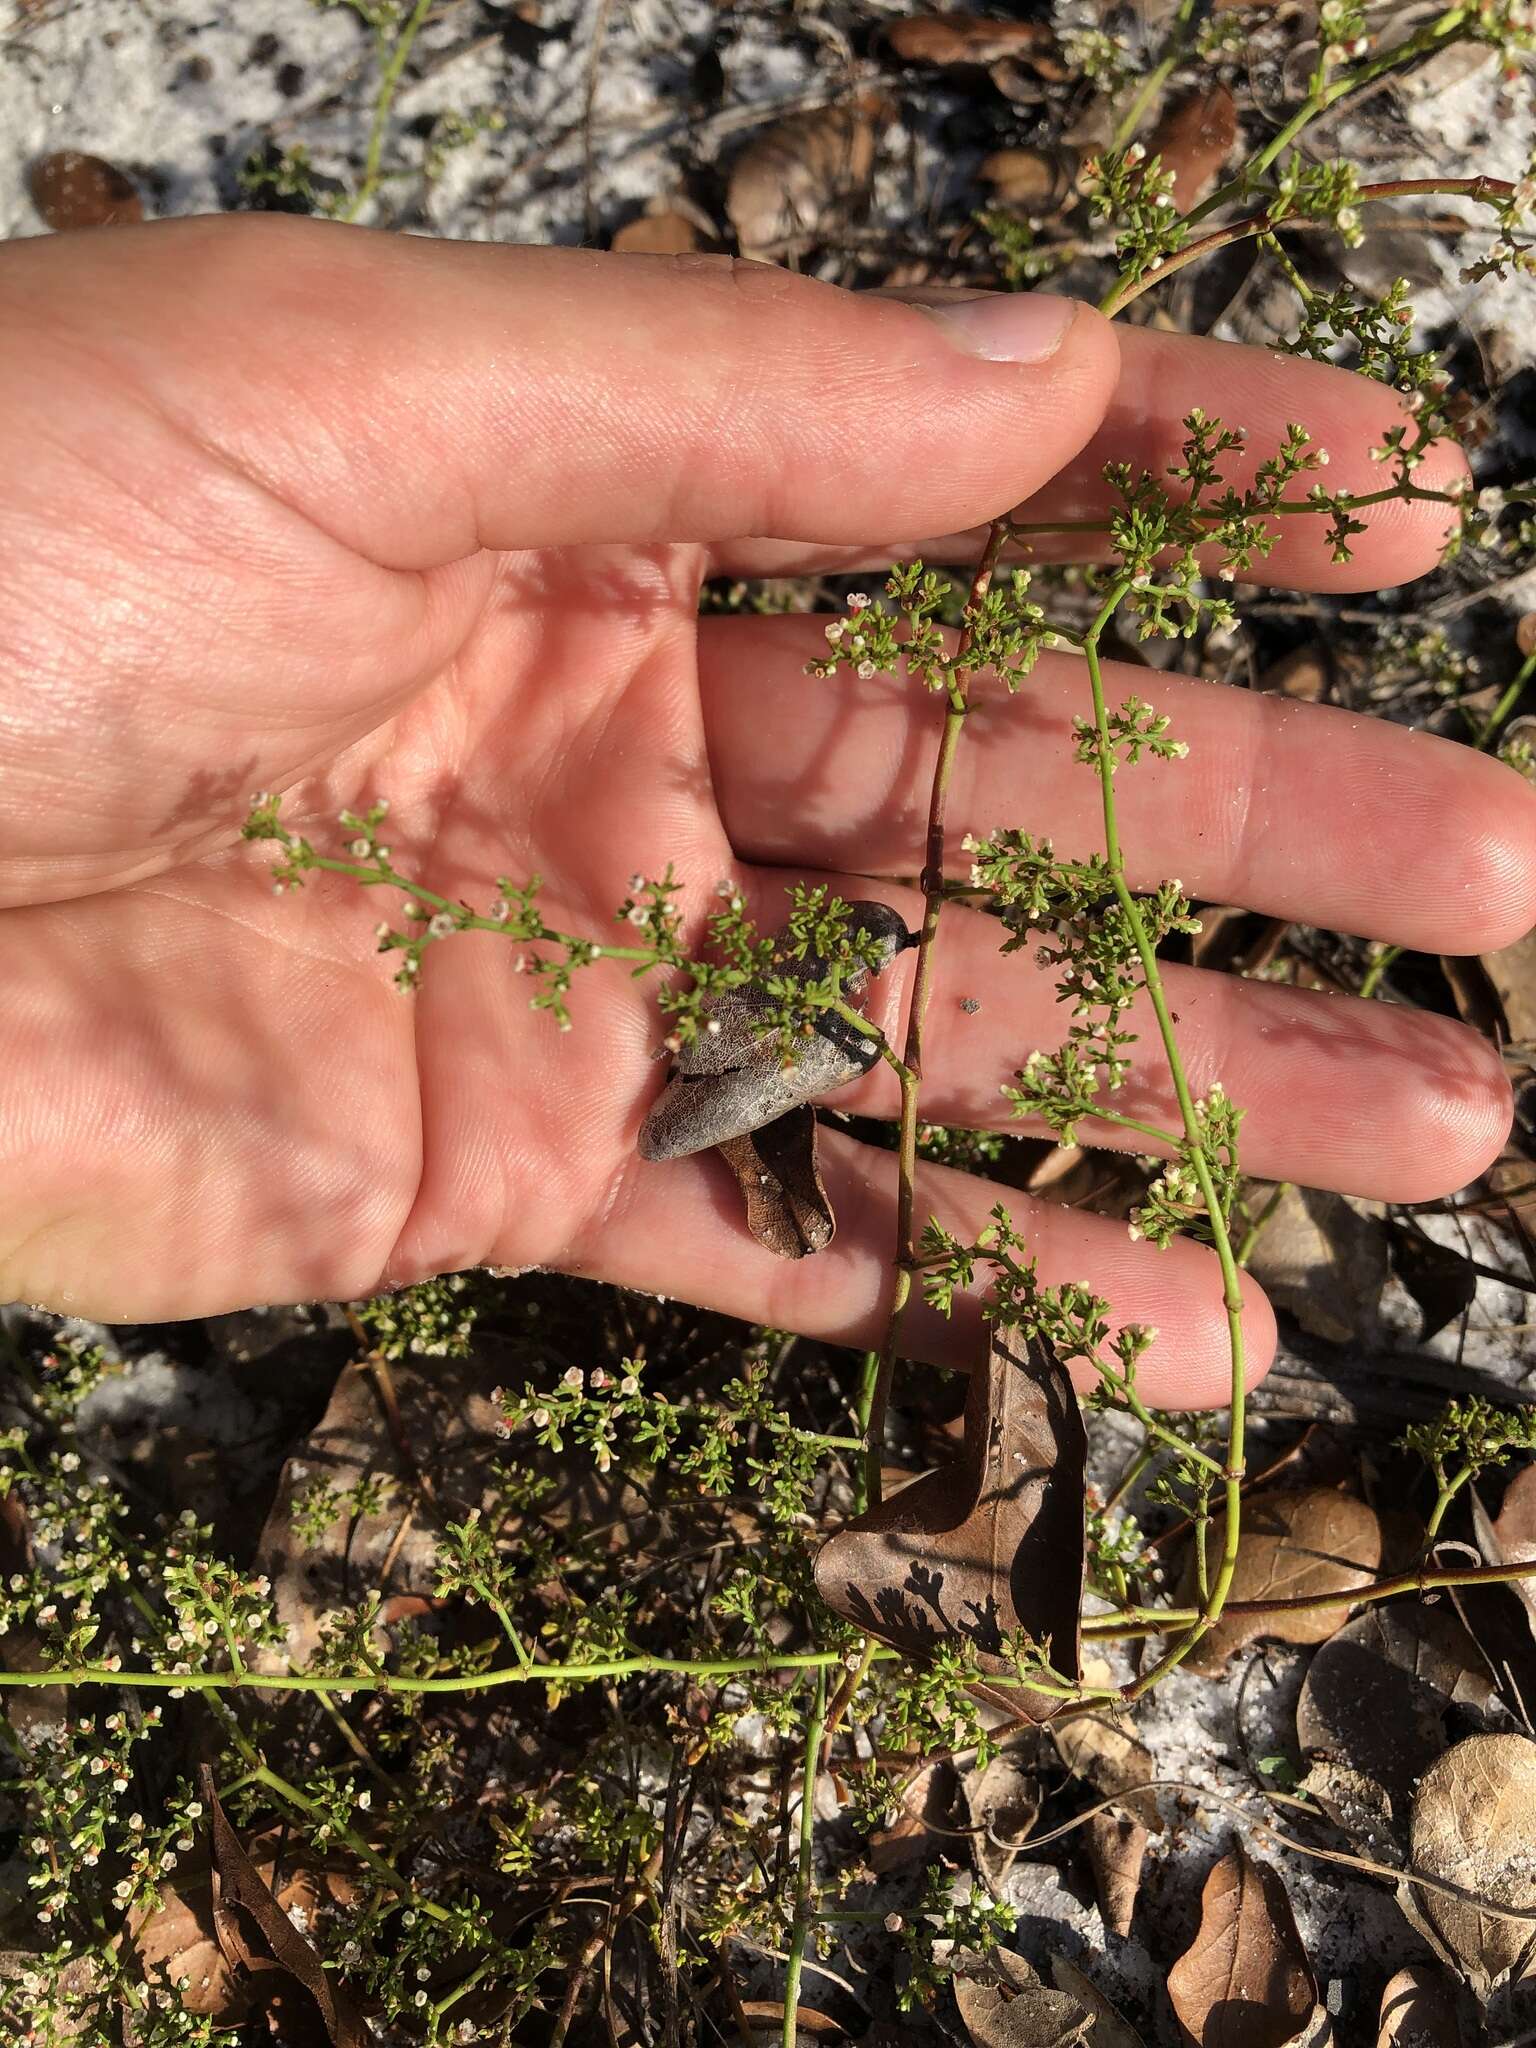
[1236,1182,1289,1269]
[782,1669,828,2048]
[1104,165,1509,318]
[1477,647,1536,749]
[0,1646,878,1697]
[1423,1464,1474,1544]
[864,520,1013,1505]
[339,0,437,224]
[1110,0,1209,151]
[1078,610,1249,1700]
[852,1350,880,1516]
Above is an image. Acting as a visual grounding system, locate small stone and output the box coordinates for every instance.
[29,151,143,232]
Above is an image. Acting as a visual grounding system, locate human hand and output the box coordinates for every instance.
[1,216,1530,1407]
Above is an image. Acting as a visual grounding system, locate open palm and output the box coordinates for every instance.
[2,216,1531,1409]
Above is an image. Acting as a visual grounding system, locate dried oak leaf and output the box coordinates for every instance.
[1296,1603,1499,1810]
[1177,1487,1382,1674]
[611,208,701,255]
[1484,928,1536,1047]
[955,1949,1093,2048]
[1148,86,1238,213]
[739,2002,843,2043]
[1407,1733,1536,1992]
[870,1758,957,1873]
[964,1740,1042,1887]
[1050,1699,1158,1934]
[716,1105,834,1258]
[726,98,882,258]
[29,150,143,230]
[813,1327,1085,1720]
[886,15,1068,76]
[199,1768,367,2048]
[1167,1845,1317,2048]
[1376,1965,1464,2047]
[1479,1462,1536,1633]
[1046,1958,1146,2048]
[978,146,1071,213]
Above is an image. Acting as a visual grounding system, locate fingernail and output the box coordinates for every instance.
[919,291,1077,364]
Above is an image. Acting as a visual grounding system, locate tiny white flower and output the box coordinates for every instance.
[428,912,456,940]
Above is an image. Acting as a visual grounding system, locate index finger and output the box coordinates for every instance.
[713,323,1468,593]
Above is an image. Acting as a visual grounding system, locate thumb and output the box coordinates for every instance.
[8,217,1121,568]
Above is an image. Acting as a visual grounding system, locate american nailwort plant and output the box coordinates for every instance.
[9,5,1536,2042]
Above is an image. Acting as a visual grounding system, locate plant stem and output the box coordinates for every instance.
[1077,612,1250,1699]
[864,519,1013,1506]
[340,0,437,223]
[0,1645,883,1696]
[1102,172,1513,316]
[1236,1182,1289,1269]
[1081,1553,1536,1635]
[782,1669,828,2048]
[1110,0,1209,151]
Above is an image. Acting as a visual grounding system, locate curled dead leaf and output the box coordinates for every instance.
[726,100,882,258]
[200,1768,367,2047]
[978,147,1072,214]
[1148,86,1238,212]
[1517,613,1536,659]
[964,1741,1042,1887]
[1376,1965,1463,2047]
[1047,1958,1146,2048]
[1050,1712,1161,1831]
[1407,1733,1536,1993]
[869,1758,957,1874]
[1177,1488,1382,1674]
[814,1328,1085,1719]
[611,208,701,255]
[1480,1462,1536,1632]
[1166,1844,1317,2048]
[955,1949,1093,2047]
[1483,928,1536,1047]
[1084,1811,1147,1939]
[29,150,143,230]
[1296,1603,1499,1809]
[886,14,1067,75]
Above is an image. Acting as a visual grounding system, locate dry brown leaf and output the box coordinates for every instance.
[1167,1844,1317,2048]
[1408,1733,1536,1992]
[1051,1712,1162,1831]
[978,146,1070,213]
[726,100,880,257]
[131,1882,242,2016]
[869,1758,956,1873]
[1257,645,1328,702]
[814,1327,1085,1719]
[1376,1965,1463,2047]
[611,208,700,255]
[1518,614,1536,659]
[1241,1189,1389,1346]
[200,1768,367,2047]
[1148,85,1238,212]
[964,1742,1041,1887]
[956,1950,1093,2048]
[1177,1487,1382,1674]
[739,2002,843,2043]
[28,150,143,230]
[716,1106,835,1258]
[1297,1759,1403,1870]
[1484,928,1536,1048]
[1483,1463,1536,1630]
[1085,1811,1148,1938]
[1046,1958,1146,2048]
[1296,1604,1498,1808]
[887,14,1066,74]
